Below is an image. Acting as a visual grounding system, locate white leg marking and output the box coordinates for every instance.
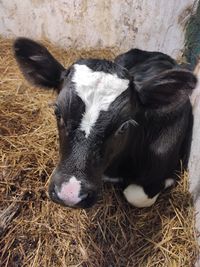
[123,184,159,208]
[165,178,174,189]
[57,176,81,206]
[102,175,122,183]
[72,64,129,137]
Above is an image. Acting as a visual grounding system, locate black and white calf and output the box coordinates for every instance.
[14,38,197,209]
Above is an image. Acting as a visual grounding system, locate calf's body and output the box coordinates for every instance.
[13,38,197,208]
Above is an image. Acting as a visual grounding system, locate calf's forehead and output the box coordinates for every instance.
[70,63,130,137]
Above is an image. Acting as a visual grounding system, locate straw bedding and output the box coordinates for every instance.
[0,37,199,267]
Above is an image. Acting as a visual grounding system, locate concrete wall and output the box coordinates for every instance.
[0,0,196,59]
[189,63,200,257]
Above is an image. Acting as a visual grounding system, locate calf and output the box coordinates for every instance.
[13,38,197,209]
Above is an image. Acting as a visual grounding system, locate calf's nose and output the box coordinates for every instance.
[49,176,82,206]
[48,176,98,208]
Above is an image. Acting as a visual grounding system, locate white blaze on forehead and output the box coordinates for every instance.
[57,176,81,206]
[72,64,129,137]
[123,184,159,208]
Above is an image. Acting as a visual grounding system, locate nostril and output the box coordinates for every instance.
[49,186,61,203]
[79,193,89,200]
[51,188,56,198]
[79,190,94,201]
[78,190,98,208]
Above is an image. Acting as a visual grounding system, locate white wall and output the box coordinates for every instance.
[0,0,196,58]
[189,64,200,257]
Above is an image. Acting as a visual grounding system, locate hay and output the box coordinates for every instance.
[0,37,199,267]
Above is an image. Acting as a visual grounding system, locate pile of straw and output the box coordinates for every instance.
[0,37,199,267]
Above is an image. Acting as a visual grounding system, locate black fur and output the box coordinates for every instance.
[14,38,197,208]
[13,38,65,89]
[114,48,176,71]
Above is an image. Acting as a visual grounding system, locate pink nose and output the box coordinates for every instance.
[49,176,99,208]
[56,176,83,206]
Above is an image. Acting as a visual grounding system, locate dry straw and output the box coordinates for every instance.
[0,37,199,267]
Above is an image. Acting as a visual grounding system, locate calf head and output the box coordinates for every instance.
[14,38,197,208]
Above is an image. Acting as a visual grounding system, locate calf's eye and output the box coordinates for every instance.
[54,107,68,135]
[115,120,138,136]
[54,106,61,120]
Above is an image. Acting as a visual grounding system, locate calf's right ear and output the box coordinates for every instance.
[137,69,197,108]
[13,38,65,90]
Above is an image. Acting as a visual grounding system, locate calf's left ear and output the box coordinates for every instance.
[13,38,65,90]
[138,69,197,107]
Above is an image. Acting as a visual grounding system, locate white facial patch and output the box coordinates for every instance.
[57,176,82,206]
[123,184,159,208]
[72,64,129,137]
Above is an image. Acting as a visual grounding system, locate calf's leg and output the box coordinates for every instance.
[123,178,174,208]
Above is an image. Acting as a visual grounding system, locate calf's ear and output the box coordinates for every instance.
[13,38,65,90]
[137,69,197,108]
